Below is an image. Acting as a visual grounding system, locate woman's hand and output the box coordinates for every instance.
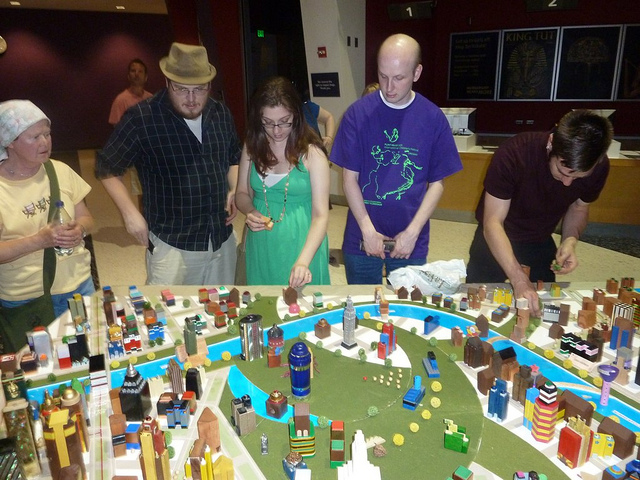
[53,221,84,249]
[245,210,269,232]
[290,263,312,288]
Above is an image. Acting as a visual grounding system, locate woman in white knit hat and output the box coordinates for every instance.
[0,100,95,349]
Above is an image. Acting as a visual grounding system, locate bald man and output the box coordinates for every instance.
[331,34,462,284]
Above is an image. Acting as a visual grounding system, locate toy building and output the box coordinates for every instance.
[542,304,560,323]
[283,287,298,306]
[531,381,559,443]
[329,420,345,468]
[444,419,469,453]
[610,315,635,350]
[139,417,170,480]
[377,322,396,359]
[288,403,315,457]
[492,346,519,382]
[119,363,151,421]
[267,324,285,368]
[239,314,264,361]
[597,416,636,459]
[491,304,510,323]
[341,295,358,349]
[230,395,256,436]
[288,342,312,399]
[335,430,380,479]
[282,451,308,480]
[557,416,594,469]
[166,398,190,428]
[451,326,464,347]
[109,413,127,457]
[512,365,534,405]
[410,286,422,301]
[464,337,492,369]
[396,286,408,299]
[475,314,489,337]
[423,351,440,378]
[560,333,599,362]
[167,358,184,394]
[314,318,331,339]
[185,368,203,399]
[487,378,509,422]
[43,408,86,479]
[423,315,439,335]
[197,407,221,454]
[402,376,426,410]
[265,390,288,419]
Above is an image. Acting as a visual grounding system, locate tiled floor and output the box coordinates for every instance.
[78,149,640,289]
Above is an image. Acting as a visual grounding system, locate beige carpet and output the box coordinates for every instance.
[78,149,640,289]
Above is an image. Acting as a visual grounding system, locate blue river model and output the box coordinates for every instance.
[28,303,639,433]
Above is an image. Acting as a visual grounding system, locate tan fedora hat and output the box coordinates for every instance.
[159,42,217,85]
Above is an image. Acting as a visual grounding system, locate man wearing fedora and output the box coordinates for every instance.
[96,42,241,285]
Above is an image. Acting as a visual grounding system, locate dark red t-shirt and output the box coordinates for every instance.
[475,131,609,243]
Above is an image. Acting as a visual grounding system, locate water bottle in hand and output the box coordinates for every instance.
[52,200,73,256]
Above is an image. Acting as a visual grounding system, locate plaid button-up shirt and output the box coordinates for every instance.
[96,89,241,251]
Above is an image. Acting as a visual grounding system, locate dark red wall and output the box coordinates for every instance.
[0,10,173,150]
[366,0,640,136]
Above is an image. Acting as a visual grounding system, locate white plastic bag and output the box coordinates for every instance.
[388,259,466,295]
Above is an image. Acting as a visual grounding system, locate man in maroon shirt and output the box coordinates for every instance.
[466,110,613,316]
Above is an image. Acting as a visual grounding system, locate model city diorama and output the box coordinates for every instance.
[0,275,638,480]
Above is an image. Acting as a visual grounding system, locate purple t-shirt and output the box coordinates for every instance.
[331,92,462,257]
[475,131,609,243]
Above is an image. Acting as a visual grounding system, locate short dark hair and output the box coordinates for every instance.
[551,110,613,172]
[128,58,148,74]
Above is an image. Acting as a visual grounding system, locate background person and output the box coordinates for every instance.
[235,76,330,287]
[299,88,336,151]
[108,58,154,212]
[466,110,613,316]
[0,100,94,319]
[330,34,462,285]
[96,43,241,286]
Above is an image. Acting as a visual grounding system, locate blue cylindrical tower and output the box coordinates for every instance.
[288,342,311,399]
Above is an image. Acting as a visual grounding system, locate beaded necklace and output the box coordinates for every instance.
[261,164,292,224]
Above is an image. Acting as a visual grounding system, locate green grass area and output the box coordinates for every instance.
[218,311,575,479]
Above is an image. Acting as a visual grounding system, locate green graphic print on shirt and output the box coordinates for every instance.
[362,128,422,205]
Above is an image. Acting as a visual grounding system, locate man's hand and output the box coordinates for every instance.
[361,227,388,259]
[225,192,238,226]
[553,237,579,274]
[390,228,418,259]
[123,210,149,246]
[512,277,541,317]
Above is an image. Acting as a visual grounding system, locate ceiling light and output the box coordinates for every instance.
[10,1,21,6]
[116,5,126,9]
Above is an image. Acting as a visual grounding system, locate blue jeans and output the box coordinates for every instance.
[0,276,95,319]
[343,253,426,285]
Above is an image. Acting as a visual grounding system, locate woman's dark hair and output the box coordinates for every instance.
[550,110,613,172]
[245,76,325,175]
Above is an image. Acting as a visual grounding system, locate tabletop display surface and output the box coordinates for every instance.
[12,281,640,480]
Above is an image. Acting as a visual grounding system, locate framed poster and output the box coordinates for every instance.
[615,24,640,100]
[448,31,500,100]
[498,27,559,101]
[554,25,622,100]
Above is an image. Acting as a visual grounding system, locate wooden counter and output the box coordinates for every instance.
[439,151,640,225]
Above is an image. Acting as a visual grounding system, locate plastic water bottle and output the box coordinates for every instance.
[51,200,73,256]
